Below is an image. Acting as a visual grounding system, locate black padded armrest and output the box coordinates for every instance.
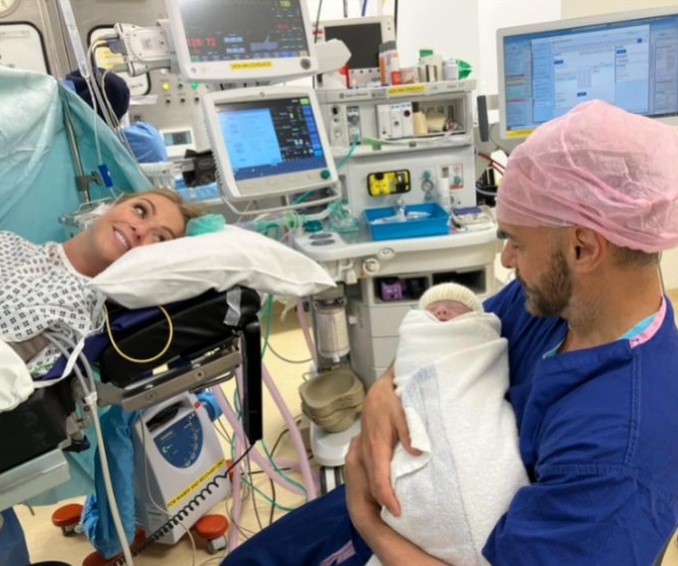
[0,377,75,473]
[99,288,260,387]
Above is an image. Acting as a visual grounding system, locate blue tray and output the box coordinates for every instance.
[364,203,450,241]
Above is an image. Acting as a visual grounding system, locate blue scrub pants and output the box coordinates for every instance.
[221,485,372,566]
[0,508,30,565]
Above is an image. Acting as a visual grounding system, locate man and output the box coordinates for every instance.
[223,100,678,566]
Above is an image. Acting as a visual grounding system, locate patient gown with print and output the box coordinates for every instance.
[0,67,152,505]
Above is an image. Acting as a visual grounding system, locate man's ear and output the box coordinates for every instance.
[570,227,608,273]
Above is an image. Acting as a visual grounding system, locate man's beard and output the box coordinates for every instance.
[517,250,573,317]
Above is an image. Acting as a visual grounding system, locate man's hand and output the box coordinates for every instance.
[345,435,383,532]
[346,436,449,566]
[358,368,420,516]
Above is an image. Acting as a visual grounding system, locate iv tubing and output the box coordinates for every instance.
[213,378,315,498]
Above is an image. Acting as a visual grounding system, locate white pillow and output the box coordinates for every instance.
[89,226,336,308]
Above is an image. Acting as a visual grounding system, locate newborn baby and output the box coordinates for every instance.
[367,282,529,566]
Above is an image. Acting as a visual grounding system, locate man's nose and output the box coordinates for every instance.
[500,242,515,269]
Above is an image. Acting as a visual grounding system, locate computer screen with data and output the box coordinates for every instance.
[201,87,337,200]
[166,0,316,82]
[497,7,678,138]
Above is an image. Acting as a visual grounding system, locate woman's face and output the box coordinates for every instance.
[87,193,185,273]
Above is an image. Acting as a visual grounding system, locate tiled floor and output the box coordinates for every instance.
[15,290,678,565]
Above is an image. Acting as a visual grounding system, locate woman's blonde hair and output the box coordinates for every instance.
[117,188,208,229]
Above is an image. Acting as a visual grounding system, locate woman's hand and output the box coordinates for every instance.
[358,367,420,516]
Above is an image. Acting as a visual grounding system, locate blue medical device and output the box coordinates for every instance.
[134,393,229,545]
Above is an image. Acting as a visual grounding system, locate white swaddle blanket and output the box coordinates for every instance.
[367,309,529,566]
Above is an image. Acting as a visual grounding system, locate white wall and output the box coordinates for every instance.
[477,0,560,95]
[308,0,560,96]
[560,0,678,290]
[561,0,678,19]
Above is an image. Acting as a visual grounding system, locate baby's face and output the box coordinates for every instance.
[425,300,472,322]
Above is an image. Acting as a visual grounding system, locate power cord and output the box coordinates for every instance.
[103,304,174,363]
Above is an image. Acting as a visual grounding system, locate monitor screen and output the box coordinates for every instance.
[498,9,678,138]
[167,0,316,82]
[178,0,308,62]
[217,96,327,181]
[318,16,396,70]
[324,23,382,69]
[201,87,337,201]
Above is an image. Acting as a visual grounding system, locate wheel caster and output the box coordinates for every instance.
[51,503,83,537]
[194,514,229,554]
[207,535,227,554]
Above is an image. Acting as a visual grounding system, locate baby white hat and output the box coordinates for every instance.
[418,282,484,313]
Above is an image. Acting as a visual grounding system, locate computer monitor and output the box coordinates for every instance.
[166,0,317,82]
[316,16,396,70]
[201,86,338,201]
[497,6,678,139]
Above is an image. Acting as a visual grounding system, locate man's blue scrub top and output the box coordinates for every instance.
[482,281,678,566]
[222,280,678,566]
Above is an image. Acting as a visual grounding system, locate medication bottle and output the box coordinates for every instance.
[442,59,459,81]
[418,49,442,82]
[379,41,398,85]
[389,48,400,84]
[436,177,452,211]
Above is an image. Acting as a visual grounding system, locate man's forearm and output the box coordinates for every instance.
[358,517,450,566]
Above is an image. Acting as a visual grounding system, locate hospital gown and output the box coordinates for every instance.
[0,230,103,375]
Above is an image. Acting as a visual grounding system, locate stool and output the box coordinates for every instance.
[193,514,229,554]
[51,503,83,536]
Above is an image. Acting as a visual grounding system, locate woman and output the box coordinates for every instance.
[0,188,205,566]
[1,188,205,374]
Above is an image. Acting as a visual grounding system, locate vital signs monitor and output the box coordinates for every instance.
[201,86,338,201]
[497,6,678,139]
[166,0,317,82]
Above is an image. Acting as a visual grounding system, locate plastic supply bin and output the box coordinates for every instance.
[364,203,450,241]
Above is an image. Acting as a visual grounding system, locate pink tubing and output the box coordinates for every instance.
[213,371,318,550]
[261,363,317,500]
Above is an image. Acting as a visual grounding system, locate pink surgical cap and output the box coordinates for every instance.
[496,100,678,253]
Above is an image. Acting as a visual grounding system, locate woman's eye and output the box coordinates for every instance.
[133,204,147,217]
